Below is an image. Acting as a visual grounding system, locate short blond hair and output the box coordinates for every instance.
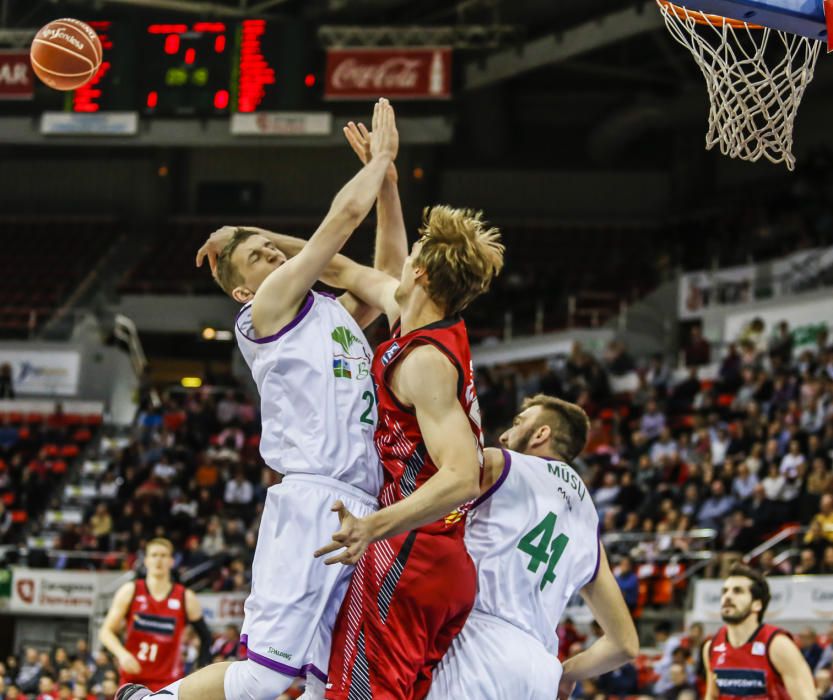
[145,537,174,555]
[214,228,256,297]
[521,394,589,461]
[415,206,504,315]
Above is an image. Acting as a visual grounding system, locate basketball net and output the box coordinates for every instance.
[657,0,821,170]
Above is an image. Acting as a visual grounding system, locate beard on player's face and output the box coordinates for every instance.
[720,600,754,624]
[502,423,536,453]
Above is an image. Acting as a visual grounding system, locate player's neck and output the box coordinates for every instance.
[145,572,172,593]
[726,615,761,647]
[398,294,446,336]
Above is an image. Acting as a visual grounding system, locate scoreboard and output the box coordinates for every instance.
[61,19,319,115]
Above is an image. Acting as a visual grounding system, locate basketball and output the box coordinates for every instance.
[30,18,102,91]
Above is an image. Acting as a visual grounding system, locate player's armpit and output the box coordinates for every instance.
[480,447,506,496]
[338,292,381,329]
[769,633,816,700]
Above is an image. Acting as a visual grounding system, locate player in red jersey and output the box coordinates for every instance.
[313,203,504,699]
[100,538,212,691]
[703,563,815,700]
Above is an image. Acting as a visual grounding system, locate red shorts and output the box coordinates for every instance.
[325,529,476,700]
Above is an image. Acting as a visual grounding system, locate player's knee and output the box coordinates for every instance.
[223,659,293,700]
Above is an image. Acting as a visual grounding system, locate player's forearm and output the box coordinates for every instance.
[366,463,480,541]
[561,636,638,683]
[329,155,392,230]
[374,178,407,277]
[98,627,128,661]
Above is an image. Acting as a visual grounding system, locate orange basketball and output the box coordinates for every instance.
[30,18,102,91]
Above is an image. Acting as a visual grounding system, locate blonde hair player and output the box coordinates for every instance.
[426,395,639,699]
[100,538,212,691]
[116,98,399,700]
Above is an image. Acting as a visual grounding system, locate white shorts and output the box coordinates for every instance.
[237,474,377,686]
[427,609,563,700]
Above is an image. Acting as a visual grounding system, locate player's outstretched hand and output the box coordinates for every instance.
[196,225,237,275]
[118,651,142,675]
[344,120,397,183]
[314,500,372,566]
[369,98,398,163]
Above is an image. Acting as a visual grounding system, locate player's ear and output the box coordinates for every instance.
[531,424,551,448]
[232,286,253,304]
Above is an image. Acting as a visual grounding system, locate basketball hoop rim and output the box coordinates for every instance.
[656,0,764,29]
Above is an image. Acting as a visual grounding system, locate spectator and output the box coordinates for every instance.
[780,439,806,478]
[36,674,56,700]
[615,555,639,613]
[0,363,14,398]
[15,648,41,694]
[808,494,833,544]
[89,504,112,551]
[821,545,833,575]
[209,625,241,660]
[651,428,679,466]
[797,627,823,672]
[732,461,759,502]
[769,321,793,365]
[223,469,254,508]
[696,480,737,530]
[658,661,697,700]
[817,669,833,700]
[604,339,636,376]
[215,390,238,425]
[684,325,711,367]
[200,516,225,557]
[794,548,820,576]
[761,463,786,501]
[640,399,666,441]
[597,661,638,696]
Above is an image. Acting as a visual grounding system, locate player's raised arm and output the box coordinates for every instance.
[315,345,481,565]
[343,120,408,278]
[99,581,142,676]
[197,225,400,325]
[558,547,639,692]
[769,633,816,699]
[250,98,397,337]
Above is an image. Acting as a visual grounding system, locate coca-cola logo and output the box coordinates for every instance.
[332,57,422,91]
[39,28,85,52]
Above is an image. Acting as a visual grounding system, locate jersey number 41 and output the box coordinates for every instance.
[518,512,570,592]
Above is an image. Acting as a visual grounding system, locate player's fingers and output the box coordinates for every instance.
[357,122,370,141]
[314,540,343,558]
[196,246,206,267]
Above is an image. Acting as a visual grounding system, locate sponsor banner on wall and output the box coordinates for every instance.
[325,47,452,100]
[230,112,332,136]
[0,350,81,396]
[0,52,34,100]
[196,592,247,628]
[678,265,756,320]
[40,112,139,136]
[691,576,833,623]
[723,296,833,355]
[9,568,122,616]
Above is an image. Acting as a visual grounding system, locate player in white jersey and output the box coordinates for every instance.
[428,394,639,700]
[117,99,400,700]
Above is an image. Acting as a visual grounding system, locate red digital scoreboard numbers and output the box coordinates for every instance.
[142,22,231,116]
[72,21,114,113]
[236,20,276,113]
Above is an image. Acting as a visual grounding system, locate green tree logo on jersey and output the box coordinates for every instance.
[332,326,360,354]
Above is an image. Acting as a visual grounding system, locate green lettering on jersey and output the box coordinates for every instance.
[517,511,571,591]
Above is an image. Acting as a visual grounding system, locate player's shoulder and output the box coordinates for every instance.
[399,343,458,381]
[112,579,138,606]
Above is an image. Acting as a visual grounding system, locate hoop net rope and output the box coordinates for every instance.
[657,0,821,170]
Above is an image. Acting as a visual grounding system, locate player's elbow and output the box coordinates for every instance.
[337,197,366,227]
[619,627,640,662]
[451,468,481,503]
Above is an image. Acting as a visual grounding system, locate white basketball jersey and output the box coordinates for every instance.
[235,291,381,497]
[465,449,600,655]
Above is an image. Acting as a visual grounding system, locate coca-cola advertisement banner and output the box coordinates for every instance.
[0,51,34,100]
[325,47,452,100]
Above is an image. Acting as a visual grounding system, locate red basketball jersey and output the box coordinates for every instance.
[121,579,187,688]
[372,316,484,536]
[709,623,790,700]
